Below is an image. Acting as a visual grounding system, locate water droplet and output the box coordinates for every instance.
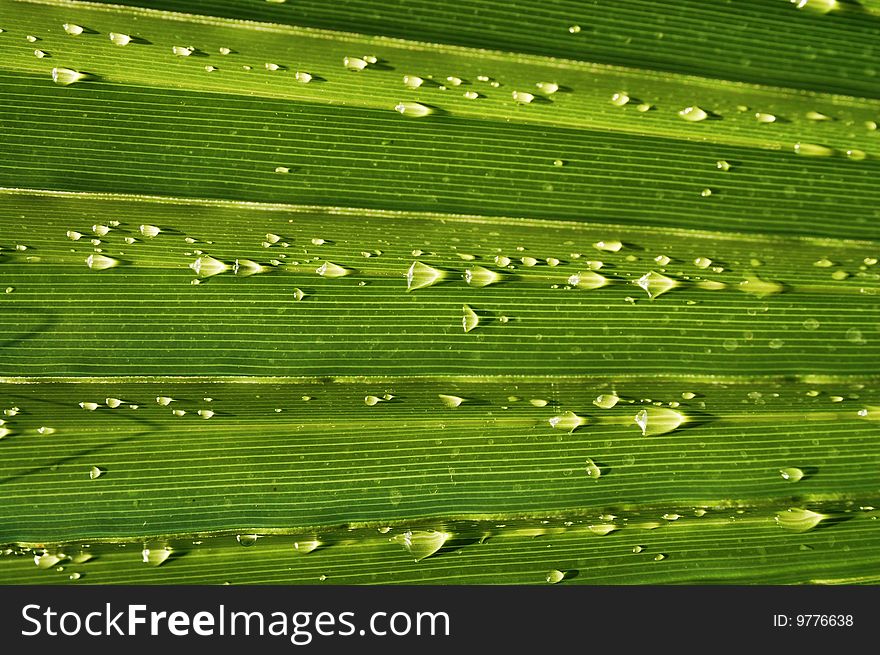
[738,272,783,297]
[89,466,105,480]
[585,458,601,481]
[34,553,64,569]
[463,265,501,287]
[548,411,587,432]
[236,534,259,546]
[794,142,834,157]
[190,255,227,277]
[776,508,826,532]
[63,23,84,35]
[634,407,685,436]
[814,258,834,268]
[79,401,99,411]
[439,394,464,408]
[530,399,548,407]
[512,91,535,104]
[610,92,630,106]
[462,90,479,100]
[394,101,432,117]
[636,103,653,112]
[632,545,644,553]
[26,35,38,43]
[780,467,804,482]
[109,32,131,46]
[292,70,313,84]
[653,553,667,561]
[142,546,172,566]
[104,397,122,409]
[846,327,866,344]
[536,81,559,94]
[792,0,838,14]
[172,409,186,417]
[218,47,231,55]
[594,240,622,252]
[139,224,160,238]
[292,287,306,302]
[678,106,708,122]
[52,68,85,86]
[636,271,677,299]
[406,261,444,290]
[564,270,608,291]
[37,426,56,435]
[156,396,174,407]
[172,45,194,56]
[593,394,619,409]
[274,166,292,174]
[700,188,713,197]
[343,56,368,71]
[694,256,712,269]
[5,286,13,294]
[589,524,616,535]
[857,406,880,421]
[364,395,383,406]
[392,530,450,561]
[802,318,820,331]
[546,569,565,584]
[34,49,48,58]
[568,25,581,34]
[716,160,731,171]
[462,305,479,332]
[315,261,349,278]
[233,259,266,276]
[85,254,119,271]
[755,112,776,123]
[197,409,214,419]
[400,74,424,89]
[846,149,867,161]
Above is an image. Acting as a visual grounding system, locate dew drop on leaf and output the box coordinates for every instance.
[780,467,804,482]
[142,546,172,566]
[634,407,685,436]
[464,265,501,287]
[775,508,826,532]
[462,304,479,332]
[593,394,619,409]
[678,106,708,122]
[636,271,678,299]
[109,32,131,46]
[52,68,85,86]
[85,254,119,271]
[546,569,565,583]
[392,530,450,562]
[406,261,444,291]
[316,261,350,277]
[549,411,587,432]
